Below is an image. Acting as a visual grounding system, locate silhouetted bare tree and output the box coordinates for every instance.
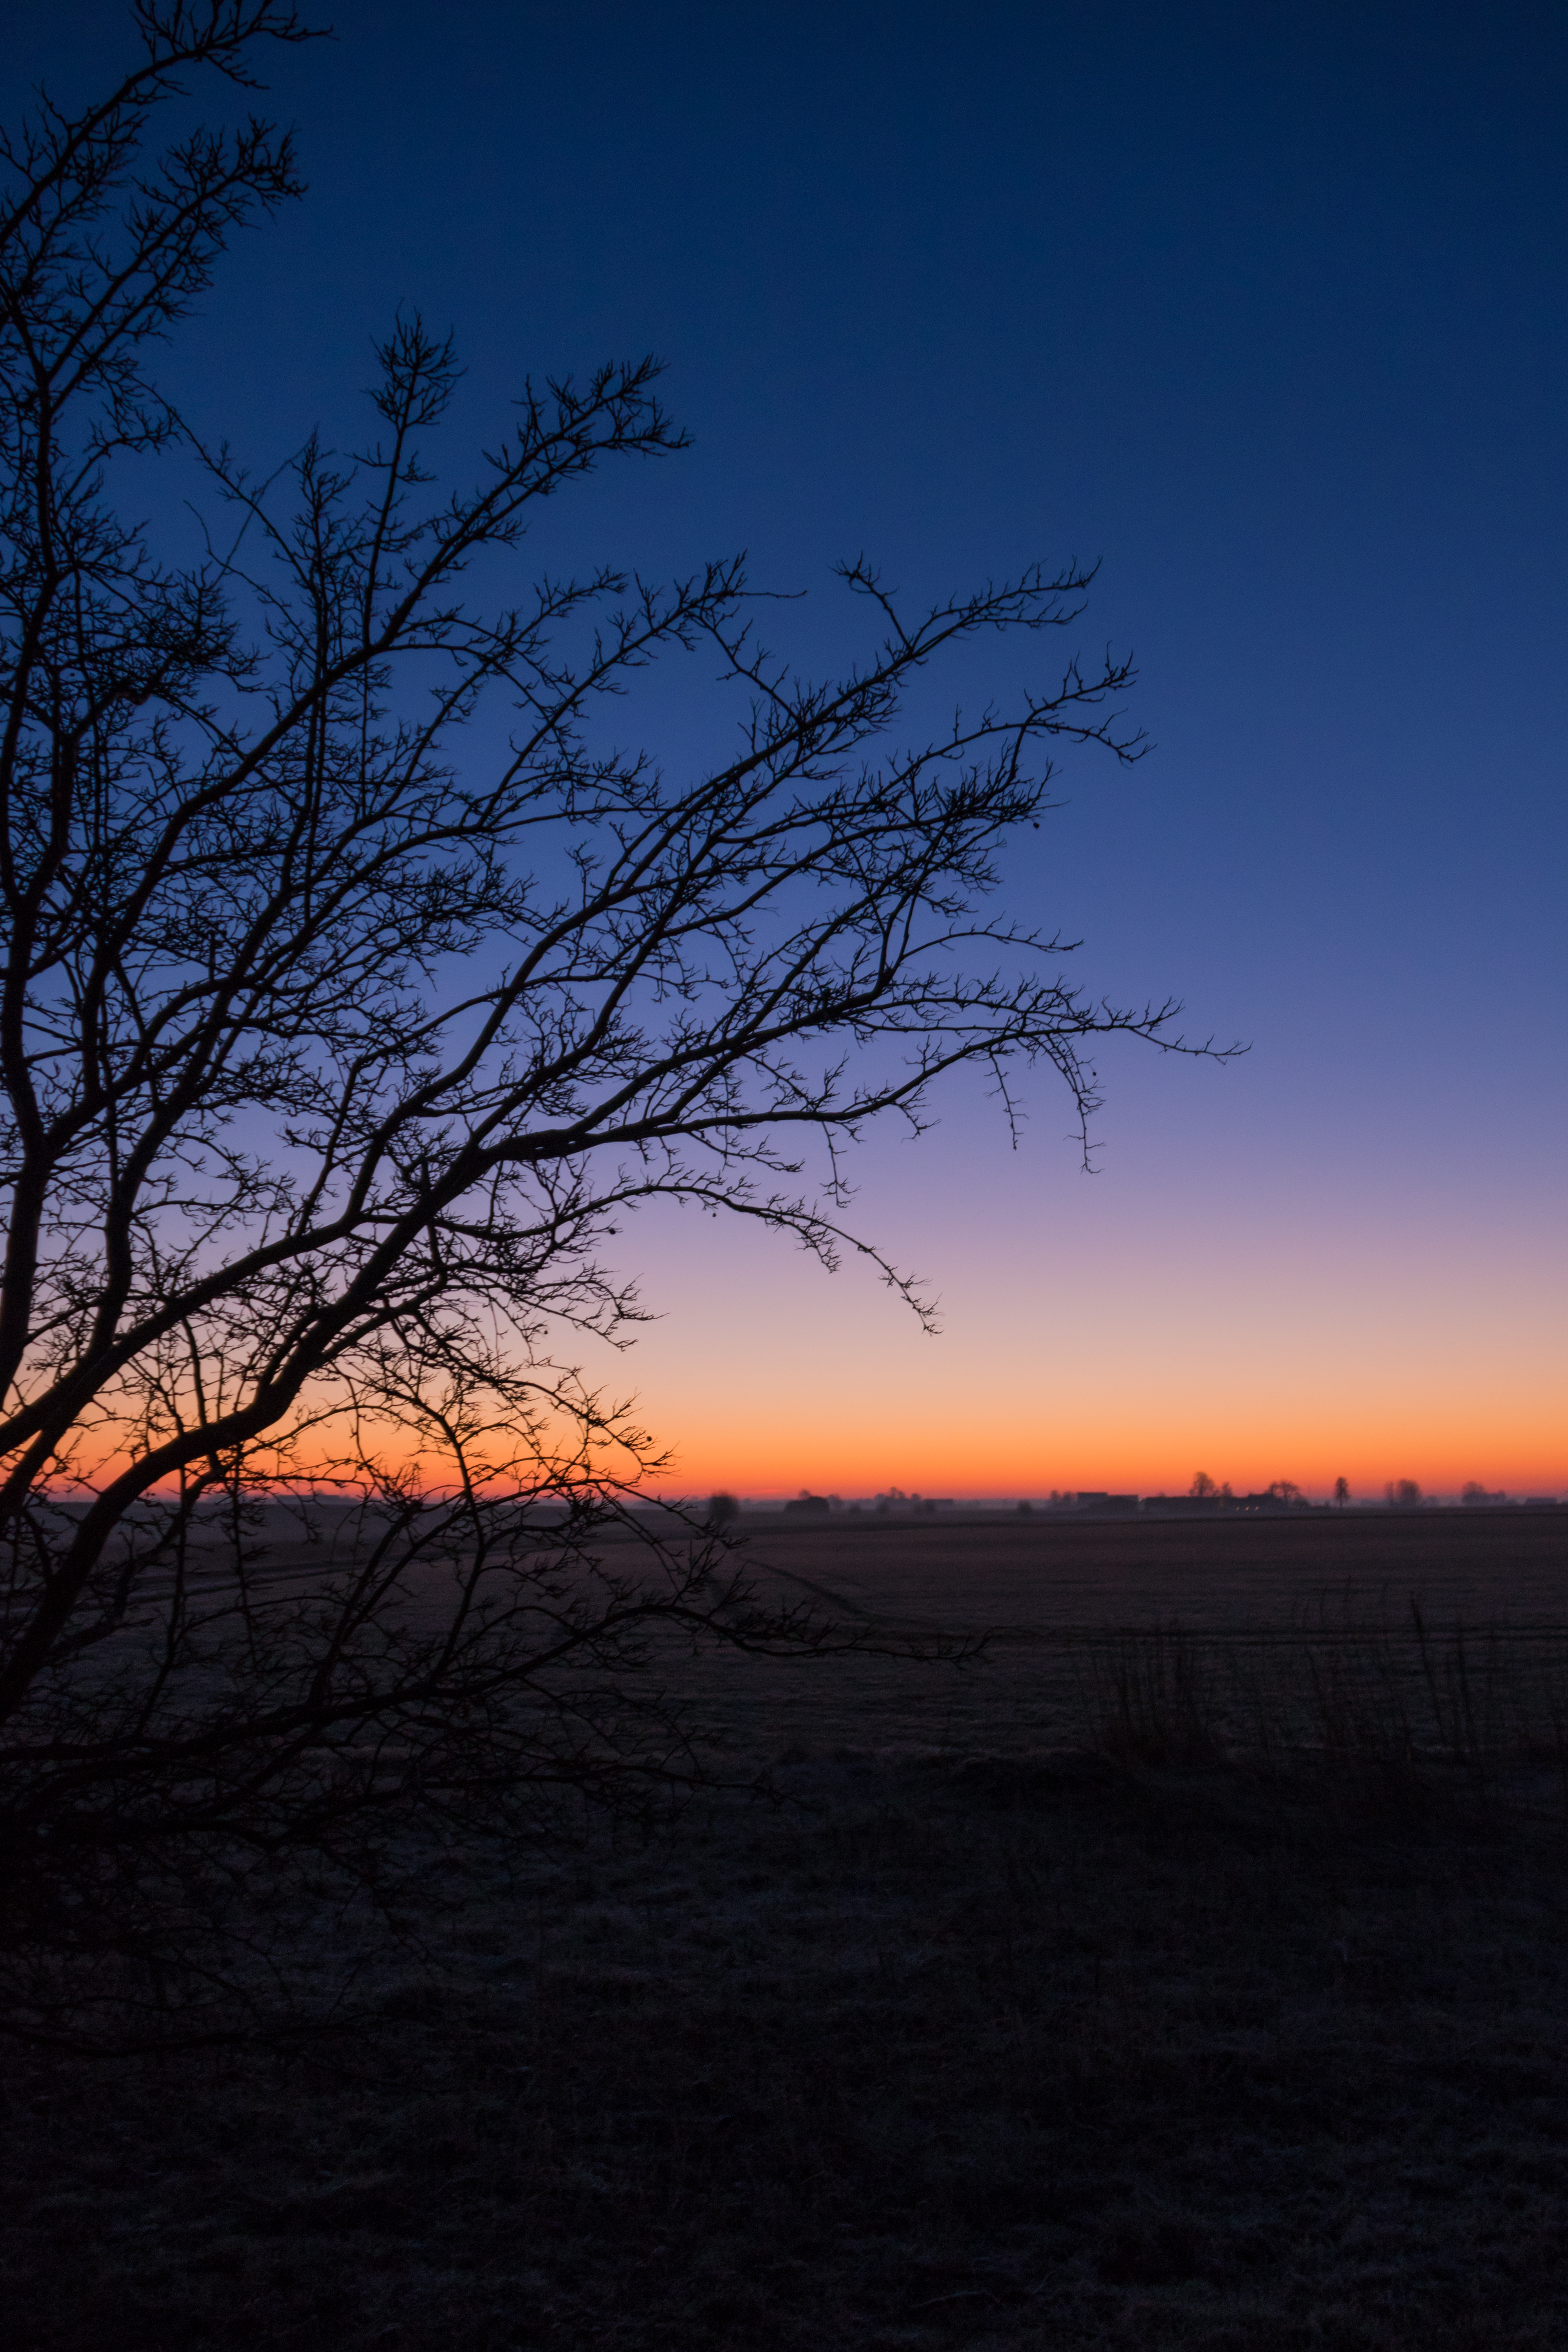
[0,5,1214,2028]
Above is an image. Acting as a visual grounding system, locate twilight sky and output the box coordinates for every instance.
[22,2,1568,1496]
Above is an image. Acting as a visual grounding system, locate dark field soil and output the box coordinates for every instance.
[734,1506,1568,1628]
[7,1516,1568,2351]
[658,1508,1568,1762]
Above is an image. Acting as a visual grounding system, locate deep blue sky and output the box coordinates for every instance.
[14,2,1566,1491]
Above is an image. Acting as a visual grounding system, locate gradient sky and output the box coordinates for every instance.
[19,2,1568,1496]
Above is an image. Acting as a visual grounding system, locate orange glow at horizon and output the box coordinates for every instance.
[52,1106,1566,1508]
[572,1146,1568,1505]
[61,1384,1563,1507]
[56,1284,1564,1506]
[641,1383,1568,1503]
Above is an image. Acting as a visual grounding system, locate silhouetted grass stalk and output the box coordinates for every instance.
[1070,1605,1568,1798]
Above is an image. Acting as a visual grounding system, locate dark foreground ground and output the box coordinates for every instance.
[7,1514,1568,2351]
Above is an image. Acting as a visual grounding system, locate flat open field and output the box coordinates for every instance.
[734,1507,1568,1628]
[9,1515,1568,2351]
[653,1510,1568,1766]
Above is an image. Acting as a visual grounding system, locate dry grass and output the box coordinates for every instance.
[7,1520,1568,2350]
[1072,1609,1568,1785]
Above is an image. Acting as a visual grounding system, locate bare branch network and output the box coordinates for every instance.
[0,5,1225,2027]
